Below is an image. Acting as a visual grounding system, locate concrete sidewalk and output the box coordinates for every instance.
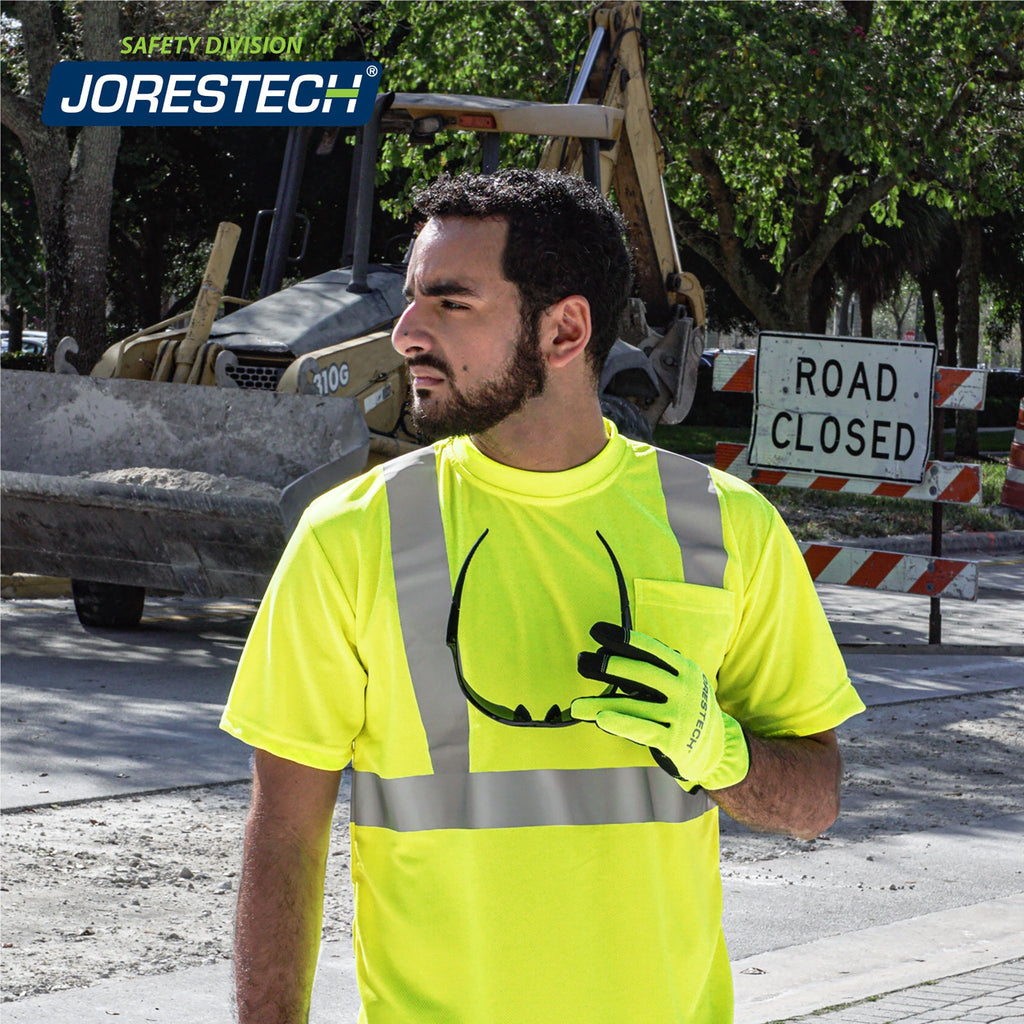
[732,894,1024,1023]
[774,958,1024,1023]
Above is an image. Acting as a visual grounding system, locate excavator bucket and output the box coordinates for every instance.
[1,370,369,611]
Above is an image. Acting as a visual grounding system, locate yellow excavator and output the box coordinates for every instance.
[1,2,706,627]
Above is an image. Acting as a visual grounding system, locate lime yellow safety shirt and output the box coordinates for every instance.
[221,422,864,1023]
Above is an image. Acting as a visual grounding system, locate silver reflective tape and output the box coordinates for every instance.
[351,765,714,831]
[655,449,727,589]
[382,448,469,775]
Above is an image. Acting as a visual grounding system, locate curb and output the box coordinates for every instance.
[1,574,73,599]
[840,528,1024,556]
[732,893,1024,1024]
[839,643,1024,657]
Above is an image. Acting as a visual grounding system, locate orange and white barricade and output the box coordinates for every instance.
[1000,398,1024,511]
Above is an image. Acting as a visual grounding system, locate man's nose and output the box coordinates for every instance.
[392,301,431,356]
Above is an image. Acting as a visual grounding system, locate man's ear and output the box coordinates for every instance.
[540,295,592,369]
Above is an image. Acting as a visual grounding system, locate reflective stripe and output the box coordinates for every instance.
[382,447,469,775]
[656,449,727,589]
[366,442,726,832]
[352,766,712,831]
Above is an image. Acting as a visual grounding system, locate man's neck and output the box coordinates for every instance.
[469,398,608,472]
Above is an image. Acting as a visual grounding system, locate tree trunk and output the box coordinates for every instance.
[6,306,25,353]
[954,216,982,458]
[2,1,121,372]
[918,281,938,348]
[860,293,875,338]
[1019,307,1024,376]
[808,267,833,334]
[837,284,854,335]
[936,277,958,366]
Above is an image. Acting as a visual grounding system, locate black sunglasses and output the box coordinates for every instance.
[445,529,630,727]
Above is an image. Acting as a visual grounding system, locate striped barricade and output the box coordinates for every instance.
[711,351,988,410]
[707,349,987,612]
[999,398,1024,511]
[714,443,982,505]
[798,543,978,601]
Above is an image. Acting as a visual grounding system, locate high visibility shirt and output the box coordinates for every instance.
[221,422,864,1023]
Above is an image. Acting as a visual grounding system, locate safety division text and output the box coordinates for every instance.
[748,333,937,483]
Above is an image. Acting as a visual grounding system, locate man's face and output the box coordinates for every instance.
[392,217,547,441]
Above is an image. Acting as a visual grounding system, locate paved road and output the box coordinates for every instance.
[1,598,253,810]
[1,549,1021,1021]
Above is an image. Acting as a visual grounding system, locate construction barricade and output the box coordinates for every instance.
[999,398,1024,511]
[710,339,987,642]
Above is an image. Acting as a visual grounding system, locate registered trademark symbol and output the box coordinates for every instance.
[367,65,379,76]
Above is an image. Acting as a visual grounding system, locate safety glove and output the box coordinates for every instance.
[572,622,750,791]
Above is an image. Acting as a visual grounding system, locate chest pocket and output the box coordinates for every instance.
[634,579,735,685]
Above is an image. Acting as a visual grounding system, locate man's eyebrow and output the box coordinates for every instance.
[403,278,483,300]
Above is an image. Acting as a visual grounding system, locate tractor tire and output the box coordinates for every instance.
[71,579,146,628]
[600,394,654,443]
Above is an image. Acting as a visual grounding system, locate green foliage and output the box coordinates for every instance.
[214,1,589,213]
[107,123,293,333]
[0,349,48,371]
[7,0,1020,350]
[668,2,1019,223]
[981,210,1024,365]
[0,125,44,321]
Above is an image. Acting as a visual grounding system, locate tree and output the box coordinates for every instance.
[887,1,1024,455]
[649,1,1024,343]
[981,210,1024,373]
[828,197,950,338]
[0,123,46,347]
[1,1,121,370]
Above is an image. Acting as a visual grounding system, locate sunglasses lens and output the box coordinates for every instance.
[450,530,627,728]
[513,703,533,723]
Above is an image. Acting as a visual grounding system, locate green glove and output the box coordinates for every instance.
[572,622,750,791]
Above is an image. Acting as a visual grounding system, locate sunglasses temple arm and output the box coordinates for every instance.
[595,530,632,635]
[446,528,490,647]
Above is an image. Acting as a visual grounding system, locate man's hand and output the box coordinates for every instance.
[572,622,749,791]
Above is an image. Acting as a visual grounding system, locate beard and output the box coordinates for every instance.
[407,317,548,441]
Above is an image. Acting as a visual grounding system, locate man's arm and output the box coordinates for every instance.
[235,749,342,1024]
[709,729,841,840]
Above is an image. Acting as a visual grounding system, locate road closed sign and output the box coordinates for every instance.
[748,333,937,483]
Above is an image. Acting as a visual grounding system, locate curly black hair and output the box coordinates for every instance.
[412,169,633,377]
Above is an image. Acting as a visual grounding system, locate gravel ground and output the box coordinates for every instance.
[2,689,1021,1001]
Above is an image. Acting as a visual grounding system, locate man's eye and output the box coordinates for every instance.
[440,299,468,311]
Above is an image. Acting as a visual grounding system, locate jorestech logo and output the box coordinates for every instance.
[43,61,381,126]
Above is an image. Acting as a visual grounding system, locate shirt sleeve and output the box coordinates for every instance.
[712,473,866,738]
[220,511,367,771]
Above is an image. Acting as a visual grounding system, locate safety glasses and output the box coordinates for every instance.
[445,529,630,727]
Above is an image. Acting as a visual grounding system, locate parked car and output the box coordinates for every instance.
[0,330,48,355]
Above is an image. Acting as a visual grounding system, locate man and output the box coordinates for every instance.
[221,168,864,1024]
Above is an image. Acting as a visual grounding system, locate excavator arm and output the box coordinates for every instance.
[538,1,705,332]
[538,2,706,430]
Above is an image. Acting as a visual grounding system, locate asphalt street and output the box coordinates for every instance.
[1,543,1022,1022]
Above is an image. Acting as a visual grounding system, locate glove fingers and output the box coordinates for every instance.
[589,709,671,749]
[589,622,680,674]
[576,652,667,701]
[571,695,671,728]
